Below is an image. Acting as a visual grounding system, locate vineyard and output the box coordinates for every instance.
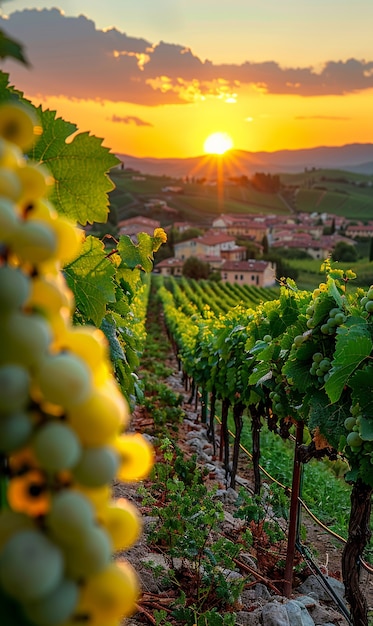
[1,31,373,626]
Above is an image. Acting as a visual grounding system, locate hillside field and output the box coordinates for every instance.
[110,167,373,225]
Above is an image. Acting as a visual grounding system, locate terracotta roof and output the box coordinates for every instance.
[221,260,271,272]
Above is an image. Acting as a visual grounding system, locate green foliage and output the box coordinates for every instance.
[0,30,28,65]
[29,108,119,225]
[141,440,244,622]
[331,241,358,263]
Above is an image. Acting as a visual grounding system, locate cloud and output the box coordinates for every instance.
[111,114,153,127]
[2,8,373,107]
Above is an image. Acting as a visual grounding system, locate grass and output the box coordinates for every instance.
[285,257,373,290]
[231,418,353,538]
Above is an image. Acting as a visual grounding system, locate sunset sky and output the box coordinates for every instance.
[1,0,373,158]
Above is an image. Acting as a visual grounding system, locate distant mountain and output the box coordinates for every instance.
[117,144,373,178]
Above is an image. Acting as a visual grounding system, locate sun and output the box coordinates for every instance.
[203,132,234,155]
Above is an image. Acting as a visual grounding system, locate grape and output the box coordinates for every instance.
[72,446,119,488]
[0,265,30,311]
[0,312,51,368]
[67,383,129,447]
[320,324,330,335]
[346,431,363,447]
[60,326,110,378]
[73,484,111,513]
[0,102,36,151]
[365,300,373,314]
[45,491,95,547]
[63,525,111,579]
[25,198,57,223]
[367,288,373,301]
[0,167,22,201]
[27,275,73,317]
[0,137,23,168]
[0,410,33,452]
[22,578,79,626]
[334,312,346,325]
[52,217,83,265]
[262,334,272,342]
[0,529,64,602]
[312,352,323,363]
[293,335,304,347]
[77,561,139,622]
[0,197,19,243]
[0,364,30,414]
[32,421,81,473]
[115,433,154,482]
[12,220,57,265]
[36,352,92,408]
[17,163,53,205]
[319,359,331,373]
[99,498,142,551]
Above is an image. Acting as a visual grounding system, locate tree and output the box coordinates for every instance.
[369,238,373,263]
[331,241,357,263]
[182,256,210,280]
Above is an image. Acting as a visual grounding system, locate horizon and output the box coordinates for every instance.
[1,2,373,159]
[117,141,373,162]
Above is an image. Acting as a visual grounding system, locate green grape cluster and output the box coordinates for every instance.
[344,404,364,451]
[309,352,332,383]
[269,387,288,418]
[0,102,153,626]
[360,286,373,315]
[319,307,346,336]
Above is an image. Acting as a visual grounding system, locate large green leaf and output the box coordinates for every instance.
[325,320,372,402]
[0,31,28,65]
[30,108,119,225]
[118,232,162,272]
[64,236,116,326]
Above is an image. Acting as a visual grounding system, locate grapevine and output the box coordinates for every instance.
[158,268,373,624]
[0,101,155,626]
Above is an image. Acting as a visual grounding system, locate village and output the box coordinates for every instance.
[116,209,372,287]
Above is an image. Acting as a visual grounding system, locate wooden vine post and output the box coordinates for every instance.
[342,479,372,626]
[283,420,304,598]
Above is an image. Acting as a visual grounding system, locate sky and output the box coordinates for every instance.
[1,0,373,158]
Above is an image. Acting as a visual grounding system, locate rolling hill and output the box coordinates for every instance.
[116,144,373,179]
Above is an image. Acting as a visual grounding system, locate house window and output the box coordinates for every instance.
[223,273,227,279]
[240,275,244,280]
[256,275,259,285]
[251,275,255,281]
[235,274,238,280]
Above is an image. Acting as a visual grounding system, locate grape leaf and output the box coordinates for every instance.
[0,32,28,65]
[350,366,373,419]
[118,232,161,272]
[64,236,116,326]
[325,321,372,402]
[29,108,119,225]
[307,390,348,449]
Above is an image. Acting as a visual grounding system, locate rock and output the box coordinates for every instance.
[285,600,315,625]
[261,601,289,625]
[235,609,262,625]
[308,602,349,625]
[296,575,345,604]
[294,596,318,610]
[255,583,272,600]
